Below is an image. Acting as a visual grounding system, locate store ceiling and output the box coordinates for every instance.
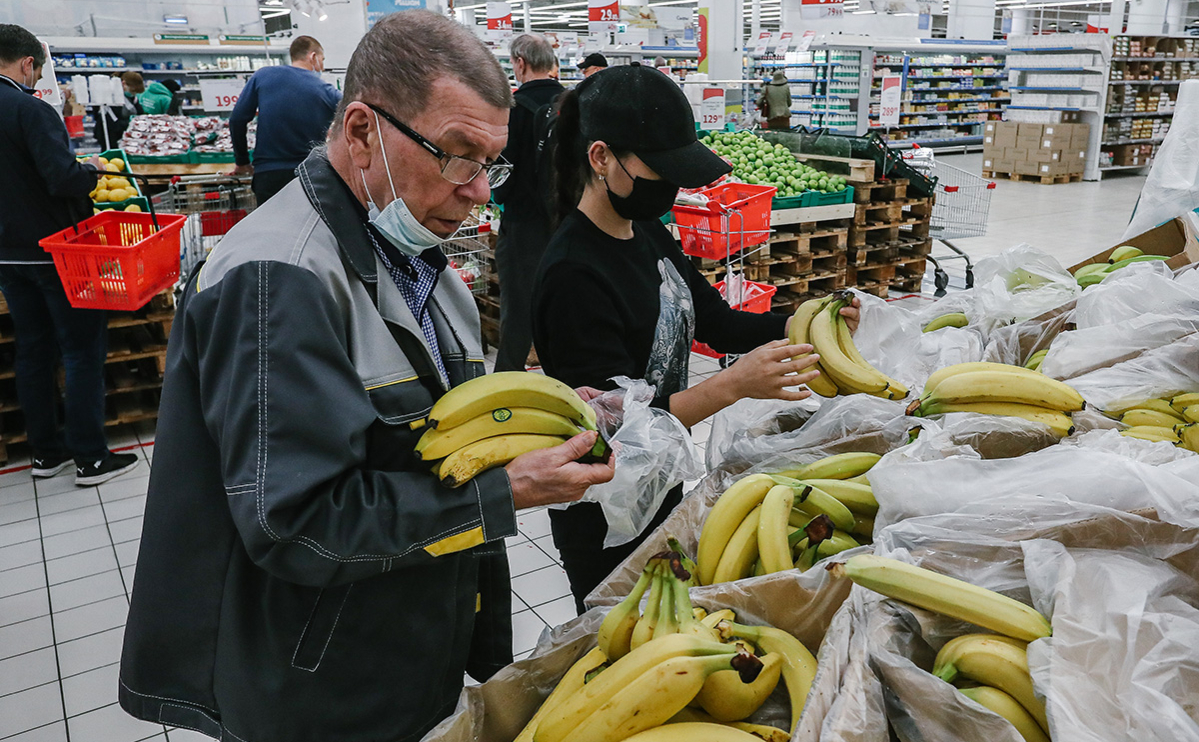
[450,0,782,30]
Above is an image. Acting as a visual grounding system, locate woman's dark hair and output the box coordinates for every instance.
[551,87,629,225]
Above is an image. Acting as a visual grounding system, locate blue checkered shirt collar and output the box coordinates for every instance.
[365,229,449,386]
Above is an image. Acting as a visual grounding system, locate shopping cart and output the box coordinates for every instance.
[152,174,256,282]
[925,157,997,296]
[442,216,492,298]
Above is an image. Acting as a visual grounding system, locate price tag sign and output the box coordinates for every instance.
[32,41,62,108]
[588,0,619,33]
[879,75,902,126]
[199,79,245,112]
[753,31,774,56]
[486,1,513,30]
[800,0,844,19]
[797,30,816,52]
[699,87,726,131]
[777,31,794,54]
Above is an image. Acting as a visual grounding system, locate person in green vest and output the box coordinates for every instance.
[121,71,174,115]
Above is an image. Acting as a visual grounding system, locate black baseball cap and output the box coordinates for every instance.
[577,64,731,189]
[577,52,608,70]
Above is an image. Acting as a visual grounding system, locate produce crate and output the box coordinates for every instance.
[673,183,776,260]
[126,152,198,165]
[800,187,854,208]
[692,279,777,358]
[195,151,237,163]
[95,196,150,213]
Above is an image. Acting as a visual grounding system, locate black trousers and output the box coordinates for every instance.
[549,484,685,614]
[251,168,296,206]
[494,216,553,372]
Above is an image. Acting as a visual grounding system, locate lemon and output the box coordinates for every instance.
[105,163,119,173]
[94,189,111,203]
[99,156,109,166]
[124,204,141,213]
[109,158,124,171]
[94,208,101,215]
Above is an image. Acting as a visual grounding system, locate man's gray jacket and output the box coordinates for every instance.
[119,148,517,742]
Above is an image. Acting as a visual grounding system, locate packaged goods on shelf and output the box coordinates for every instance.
[121,115,193,158]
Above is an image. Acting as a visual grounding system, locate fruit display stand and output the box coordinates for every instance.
[0,291,174,464]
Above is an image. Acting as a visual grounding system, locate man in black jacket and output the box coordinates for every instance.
[490,33,564,371]
[0,24,140,485]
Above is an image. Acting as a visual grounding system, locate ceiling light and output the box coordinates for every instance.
[317,7,328,20]
[163,13,188,24]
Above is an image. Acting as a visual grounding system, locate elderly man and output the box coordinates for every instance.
[118,11,614,742]
[491,33,563,371]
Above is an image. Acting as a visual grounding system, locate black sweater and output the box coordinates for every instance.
[533,209,787,410]
[490,78,564,221]
[0,75,97,263]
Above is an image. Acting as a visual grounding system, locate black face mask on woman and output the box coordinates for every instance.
[605,154,680,221]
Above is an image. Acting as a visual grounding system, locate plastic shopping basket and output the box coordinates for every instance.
[672,183,776,260]
[40,170,186,311]
[692,279,778,359]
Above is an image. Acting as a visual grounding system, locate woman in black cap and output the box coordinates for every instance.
[531,64,859,610]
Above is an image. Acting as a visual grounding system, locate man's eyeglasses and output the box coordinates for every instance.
[365,102,512,188]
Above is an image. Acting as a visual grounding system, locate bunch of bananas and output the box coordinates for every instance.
[1072,245,1169,288]
[789,291,909,400]
[908,362,1086,438]
[1111,393,1199,451]
[522,547,816,742]
[695,452,881,586]
[831,555,1053,742]
[922,312,969,333]
[416,372,605,487]
[1023,349,1048,372]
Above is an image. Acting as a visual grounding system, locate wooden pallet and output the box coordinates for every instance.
[847,261,900,286]
[848,178,908,205]
[781,270,846,297]
[982,170,1083,185]
[853,201,905,226]
[846,242,900,267]
[794,153,876,183]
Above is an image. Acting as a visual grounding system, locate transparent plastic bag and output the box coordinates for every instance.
[971,244,1080,335]
[1122,82,1199,240]
[1022,539,1199,742]
[568,377,703,549]
[1064,331,1199,412]
[1040,262,1199,380]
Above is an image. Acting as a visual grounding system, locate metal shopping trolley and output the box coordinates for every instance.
[922,156,997,296]
[152,174,257,283]
[442,215,493,299]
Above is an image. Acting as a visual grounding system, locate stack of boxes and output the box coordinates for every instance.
[982,121,1091,180]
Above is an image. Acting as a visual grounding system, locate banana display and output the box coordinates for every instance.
[789,291,909,400]
[417,372,606,487]
[1023,349,1048,372]
[695,452,882,586]
[908,362,1085,438]
[1109,393,1199,452]
[520,546,816,742]
[936,635,1050,741]
[922,312,969,333]
[1071,245,1170,288]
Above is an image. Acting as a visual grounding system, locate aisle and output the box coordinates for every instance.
[929,154,1148,288]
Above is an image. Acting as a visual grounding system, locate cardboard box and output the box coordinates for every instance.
[1041,132,1073,150]
[1007,148,1030,162]
[1037,162,1070,177]
[983,134,998,150]
[984,121,998,134]
[983,157,995,171]
[1068,215,1199,273]
[1071,124,1092,150]
[1067,156,1085,175]
[1017,122,1045,137]
[1017,134,1044,150]
[1015,161,1041,176]
[1029,149,1062,164]
[994,126,1018,149]
[995,158,1016,173]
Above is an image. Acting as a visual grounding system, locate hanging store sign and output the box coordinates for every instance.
[486,2,513,30]
[199,79,245,111]
[753,31,774,56]
[588,0,619,34]
[699,87,725,130]
[800,0,843,20]
[153,33,210,44]
[776,31,795,54]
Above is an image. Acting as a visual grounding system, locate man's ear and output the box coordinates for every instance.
[341,104,375,170]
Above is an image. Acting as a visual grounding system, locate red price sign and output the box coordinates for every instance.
[216,94,239,108]
[486,1,513,30]
[588,0,618,32]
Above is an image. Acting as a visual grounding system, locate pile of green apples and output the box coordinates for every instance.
[700,130,849,197]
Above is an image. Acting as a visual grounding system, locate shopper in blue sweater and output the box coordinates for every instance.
[228,36,341,204]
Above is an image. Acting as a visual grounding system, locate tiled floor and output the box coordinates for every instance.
[0,354,720,741]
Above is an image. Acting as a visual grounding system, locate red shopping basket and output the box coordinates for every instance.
[39,211,186,311]
[672,183,776,260]
[692,279,778,359]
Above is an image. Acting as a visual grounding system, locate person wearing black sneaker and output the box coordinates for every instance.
[0,25,140,488]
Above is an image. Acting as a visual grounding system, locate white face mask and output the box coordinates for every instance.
[360,110,447,257]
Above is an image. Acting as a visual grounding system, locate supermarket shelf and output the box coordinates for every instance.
[1010,86,1098,92]
[904,95,1010,103]
[904,74,1006,79]
[1105,110,1174,117]
[1112,55,1199,61]
[1102,137,1164,145]
[756,62,846,68]
[874,61,1004,68]
[140,68,251,74]
[1010,47,1104,53]
[903,85,1008,92]
[870,109,1002,118]
[886,135,985,148]
[1100,163,1152,170]
[870,121,990,129]
[1006,105,1088,111]
[1109,79,1184,85]
[1008,67,1105,73]
[57,67,131,73]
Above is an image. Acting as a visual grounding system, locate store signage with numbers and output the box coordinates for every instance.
[199,79,245,112]
[776,31,794,54]
[753,31,774,56]
[588,0,619,34]
[879,75,902,126]
[486,1,513,30]
[800,0,844,19]
[699,87,725,131]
